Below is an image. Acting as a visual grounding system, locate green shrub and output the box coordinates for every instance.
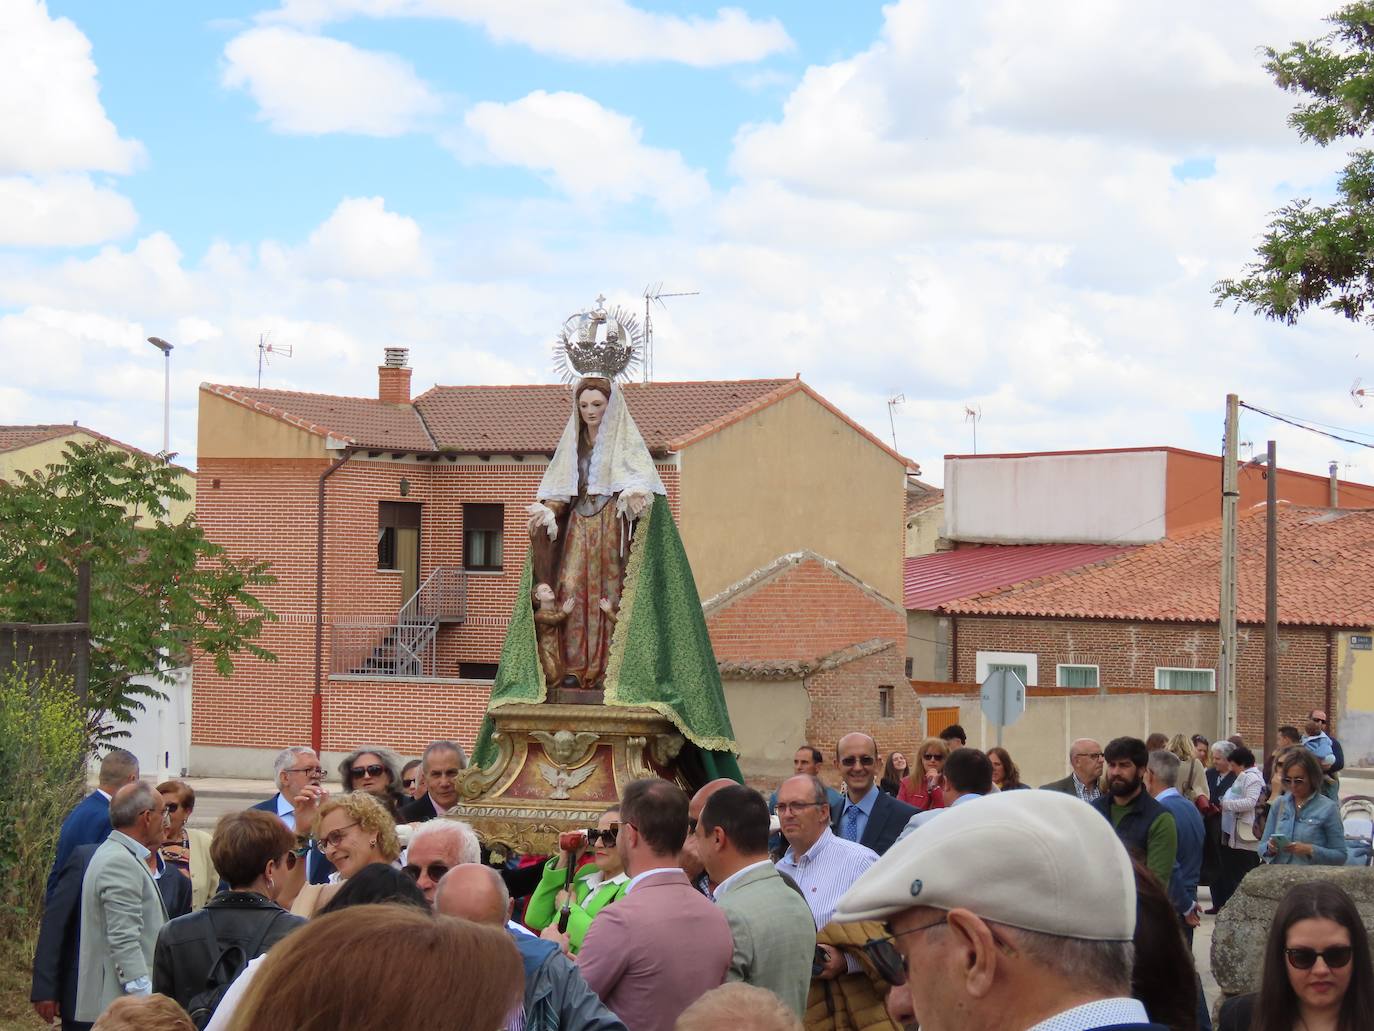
[0,663,88,948]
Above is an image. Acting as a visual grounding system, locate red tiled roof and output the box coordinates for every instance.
[943,505,1374,628]
[201,384,435,450]
[904,543,1135,611]
[0,425,74,453]
[414,379,794,454]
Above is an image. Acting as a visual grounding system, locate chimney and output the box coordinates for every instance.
[379,347,411,404]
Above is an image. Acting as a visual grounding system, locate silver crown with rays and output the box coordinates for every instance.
[554,294,643,383]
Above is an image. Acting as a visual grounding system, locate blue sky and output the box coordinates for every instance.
[5,1,1374,481]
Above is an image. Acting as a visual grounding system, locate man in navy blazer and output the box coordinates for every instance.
[252,746,334,884]
[831,733,918,857]
[45,749,140,901]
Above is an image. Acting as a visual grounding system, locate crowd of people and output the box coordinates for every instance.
[28,711,1370,1031]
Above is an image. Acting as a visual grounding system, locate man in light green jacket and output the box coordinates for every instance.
[75,782,169,1022]
[696,784,816,1017]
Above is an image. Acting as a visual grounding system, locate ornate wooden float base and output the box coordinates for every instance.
[447,703,687,856]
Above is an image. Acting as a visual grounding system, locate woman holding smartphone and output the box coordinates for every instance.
[526,806,628,953]
[1259,748,1348,867]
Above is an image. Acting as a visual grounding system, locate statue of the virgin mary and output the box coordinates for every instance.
[471,298,741,784]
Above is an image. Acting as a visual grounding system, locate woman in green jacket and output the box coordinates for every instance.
[525,807,627,952]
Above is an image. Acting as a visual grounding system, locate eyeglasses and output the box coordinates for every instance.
[403,862,451,883]
[775,801,826,815]
[1075,752,1105,761]
[318,822,360,852]
[840,755,876,768]
[1281,777,1308,787]
[1286,946,1352,970]
[921,754,944,762]
[164,802,181,814]
[402,777,417,788]
[863,917,949,985]
[350,764,387,779]
[586,825,619,846]
[286,766,326,778]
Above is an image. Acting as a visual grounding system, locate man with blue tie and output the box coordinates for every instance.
[45,749,140,901]
[831,733,917,857]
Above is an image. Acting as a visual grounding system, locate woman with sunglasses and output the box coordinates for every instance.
[291,793,402,917]
[525,807,627,953]
[1218,881,1374,1031]
[337,745,408,820]
[897,737,948,811]
[1259,748,1349,867]
[157,780,219,911]
[151,809,305,1016]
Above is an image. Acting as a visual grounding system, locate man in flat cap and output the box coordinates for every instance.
[834,790,1170,1031]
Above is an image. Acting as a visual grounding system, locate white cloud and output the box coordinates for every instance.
[222,27,440,135]
[0,175,138,247]
[461,91,709,210]
[301,196,429,280]
[0,1,144,175]
[261,0,792,66]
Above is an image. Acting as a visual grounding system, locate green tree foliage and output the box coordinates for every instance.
[1215,3,1374,325]
[0,664,85,946]
[0,441,276,737]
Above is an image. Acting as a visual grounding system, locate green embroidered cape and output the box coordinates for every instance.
[473,494,741,783]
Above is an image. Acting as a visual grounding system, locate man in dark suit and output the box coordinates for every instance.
[831,732,917,857]
[1040,738,1106,803]
[45,749,140,900]
[252,746,333,884]
[399,740,467,823]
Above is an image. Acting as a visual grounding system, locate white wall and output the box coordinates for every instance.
[112,666,193,780]
[944,451,1168,544]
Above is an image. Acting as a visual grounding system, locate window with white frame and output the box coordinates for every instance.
[1154,667,1216,692]
[1057,663,1099,689]
[974,651,1037,687]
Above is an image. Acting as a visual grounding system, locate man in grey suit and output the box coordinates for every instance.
[696,784,814,1017]
[75,782,169,1023]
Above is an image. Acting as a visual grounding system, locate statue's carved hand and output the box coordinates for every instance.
[562,597,576,614]
[620,489,650,518]
[527,502,558,541]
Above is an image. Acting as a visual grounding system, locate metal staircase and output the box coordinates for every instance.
[331,567,466,678]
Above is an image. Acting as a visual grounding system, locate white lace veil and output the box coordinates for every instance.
[536,380,666,503]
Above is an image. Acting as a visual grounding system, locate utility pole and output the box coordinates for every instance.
[1330,461,1340,507]
[1264,440,1279,764]
[147,337,173,456]
[1219,393,1239,742]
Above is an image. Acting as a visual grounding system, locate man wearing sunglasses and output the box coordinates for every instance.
[834,790,1165,1031]
[1309,710,1344,775]
[832,733,918,857]
[404,820,480,907]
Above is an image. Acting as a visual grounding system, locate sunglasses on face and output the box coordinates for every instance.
[922,754,943,762]
[276,851,299,871]
[403,862,450,883]
[586,825,619,846]
[1286,946,1352,970]
[318,822,360,852]
[840,755,877,768]
[1282,776,1308,787]
[351,764,387,779]
[402,777,417,788]
[164,802,182,814]
[863,917,950,986]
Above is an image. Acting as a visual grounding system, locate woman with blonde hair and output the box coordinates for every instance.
[226,904,523,1031]
[1167,732,1208,802]
[897,737,947,810]
[291,792,401,917]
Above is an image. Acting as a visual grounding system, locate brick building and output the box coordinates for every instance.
[191,353,913,776]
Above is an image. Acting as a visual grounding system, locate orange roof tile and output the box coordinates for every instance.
[201,384,435,450]
[415,379,794,454]
[943,505,1374,628]
[0,425,72,453]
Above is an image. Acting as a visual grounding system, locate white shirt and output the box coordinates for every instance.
[775,828,877,928]
[625,866,682,893]
[1026,997,1150,1031]
[712,859,773,902]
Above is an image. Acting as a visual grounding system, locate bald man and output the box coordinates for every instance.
[436,866,624,1031]
[831,732,917,856]
[680,779,735,897]
[1041,738,1105,803]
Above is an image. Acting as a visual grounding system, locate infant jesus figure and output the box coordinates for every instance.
[532,583,620,691]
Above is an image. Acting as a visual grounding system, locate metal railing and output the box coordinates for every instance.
[330,567,466,677]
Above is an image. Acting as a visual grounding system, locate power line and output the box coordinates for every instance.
[1239,401,1374,451]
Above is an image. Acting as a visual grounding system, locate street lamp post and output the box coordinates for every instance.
[147,337,173,456]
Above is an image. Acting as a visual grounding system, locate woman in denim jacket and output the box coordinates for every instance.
[1259,748,1348,866]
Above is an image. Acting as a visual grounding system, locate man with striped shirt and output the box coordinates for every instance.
[774,775,877,980]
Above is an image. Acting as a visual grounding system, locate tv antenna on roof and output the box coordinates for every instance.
[964,404,982,454]
[257,333,293,387]
[887,393,905,451]
[642,283,699,383]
